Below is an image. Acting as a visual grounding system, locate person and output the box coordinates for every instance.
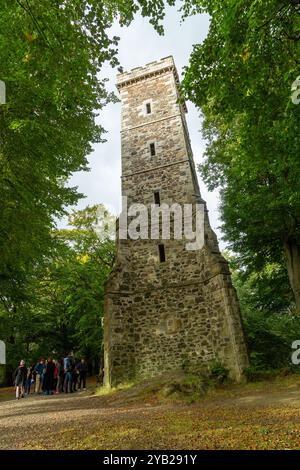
[72,364,79,392]
[43,357,55,395]
[53,361,58,393]
[56,359,64,394]
[34,358,45,394]
[14,360,27,400]
[32,365,37,388]
[41,359,47,393]
[25,365,34,395]
[77,358,88,391]
[63,352,75,393]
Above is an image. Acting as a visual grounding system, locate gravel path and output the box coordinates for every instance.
[1,382,300,450]
[0,391,170,449]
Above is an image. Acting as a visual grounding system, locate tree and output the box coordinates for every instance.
[53,205,115,364]
[224,251,294,315]
[182,0,300,310]
[224,251,300,372]
[0,204,115,374]
[0,0,175,305]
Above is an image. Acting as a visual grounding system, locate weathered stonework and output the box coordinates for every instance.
[104,56,249,387]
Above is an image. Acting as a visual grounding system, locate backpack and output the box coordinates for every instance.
[65,356,75,372]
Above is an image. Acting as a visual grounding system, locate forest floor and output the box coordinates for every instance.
[1,374,300,450]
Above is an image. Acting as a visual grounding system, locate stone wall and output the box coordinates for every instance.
[104,57,249,387]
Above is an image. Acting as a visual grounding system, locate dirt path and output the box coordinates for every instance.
[1,378,300,450]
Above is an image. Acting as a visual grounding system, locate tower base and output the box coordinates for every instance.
[104,245,248,387]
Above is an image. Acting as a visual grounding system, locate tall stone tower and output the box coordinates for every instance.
[104,56,248,387]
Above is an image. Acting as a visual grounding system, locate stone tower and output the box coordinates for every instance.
[104,56,248,387]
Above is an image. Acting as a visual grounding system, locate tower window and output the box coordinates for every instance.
[146,102,152,114]
[150,142,156,156]
[158,244,166,263]
[154,191,160,205]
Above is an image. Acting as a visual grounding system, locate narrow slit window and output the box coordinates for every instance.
[154,191,160,205]
[150,143,156,156]
[146,102,152,114]
[158,244,166,263]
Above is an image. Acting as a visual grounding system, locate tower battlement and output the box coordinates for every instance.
[116,56,187,113]
[117,56,175,87]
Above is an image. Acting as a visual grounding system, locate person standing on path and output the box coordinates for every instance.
[14,360,27,400]
[56,358,64,393]
[77,358,88,390]
[25,365,34,395]
[43,357,55,395]
[72,365,79,392]
[34,358,45,394]
[53,361,58,393]
[63,352,75,393]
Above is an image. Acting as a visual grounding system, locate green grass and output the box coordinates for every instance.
[0,386,14,402]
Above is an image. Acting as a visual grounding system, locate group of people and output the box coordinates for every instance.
[14,352,88,400]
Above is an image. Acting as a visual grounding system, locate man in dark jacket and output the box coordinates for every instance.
[76,358,88,390]
[43,357,55,395]
[14,360,27,400]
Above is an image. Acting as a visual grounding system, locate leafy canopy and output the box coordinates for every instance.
[0,0,175,303]
[182,0,300,304]
[0,204,115,371]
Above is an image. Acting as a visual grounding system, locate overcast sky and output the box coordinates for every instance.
[66,3,225,246]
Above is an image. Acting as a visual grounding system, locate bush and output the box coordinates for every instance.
[244,365,278,382]
[243,310,300,371]
[181,360,230,386]
[208,361,230,384]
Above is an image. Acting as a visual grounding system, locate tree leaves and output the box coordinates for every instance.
[0,204,115,370]
[182,0,300,306]
[0,0,174,306]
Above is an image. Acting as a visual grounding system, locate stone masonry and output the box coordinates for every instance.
[104,56,249,387]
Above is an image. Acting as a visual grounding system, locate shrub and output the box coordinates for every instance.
[243,310,300,371]
[208,361,229,384]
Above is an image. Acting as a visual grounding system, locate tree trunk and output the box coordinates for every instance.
[283,239,300,313]
[98,346,104,386]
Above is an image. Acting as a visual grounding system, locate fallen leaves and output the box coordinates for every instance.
[1,376,300,450]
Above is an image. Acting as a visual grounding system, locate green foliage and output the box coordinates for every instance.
[243,366,279,382]
[181,358,229,387]
[208,361,229,384]
[0,0,175,305]
[160,375,208,403]
[0,204,115,375]
[243,309,300,371]
[182,0,300,308]
[223,252,300,375]
[224,251,295,314]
